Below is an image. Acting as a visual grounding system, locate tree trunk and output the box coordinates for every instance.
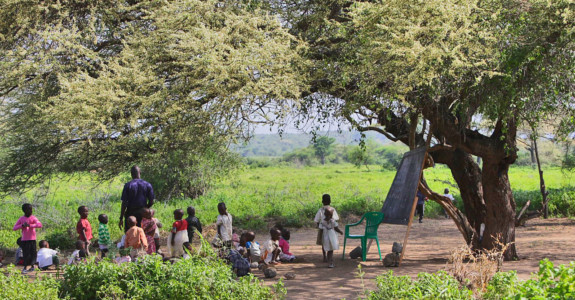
[431,149,485,249]
[533,136,549,218]
[481,159,518,260]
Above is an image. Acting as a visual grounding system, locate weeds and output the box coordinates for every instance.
[446,236,511,294]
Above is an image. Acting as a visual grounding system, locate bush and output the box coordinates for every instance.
[60,254,285,300]
[483,259,575,299]
[482,271,520,300]
[0,265,61,299]
[367,270,473,299]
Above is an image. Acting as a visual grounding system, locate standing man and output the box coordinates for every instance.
[416,189,428,223]
[119,165,155,232]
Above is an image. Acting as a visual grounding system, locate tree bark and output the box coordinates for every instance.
[430,149,485,248]
[481,159,518,260]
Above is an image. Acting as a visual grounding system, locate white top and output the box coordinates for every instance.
[153,218,162,237]
[444,193,455,202]
[314,205,339,224]
[68,250,80,265]
[262,239,280,263]
[319,218,340,251]
[117,235,126,248]
[37,248,58,268]
[216,214,233,242]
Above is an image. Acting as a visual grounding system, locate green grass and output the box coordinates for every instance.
[0,164,573,249]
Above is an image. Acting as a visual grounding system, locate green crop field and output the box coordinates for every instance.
[0,164,573,250]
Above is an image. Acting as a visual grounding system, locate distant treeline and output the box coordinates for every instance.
[242,136,571,170]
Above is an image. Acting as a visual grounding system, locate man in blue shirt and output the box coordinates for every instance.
[416,190,427,223]
[119,165,155,232]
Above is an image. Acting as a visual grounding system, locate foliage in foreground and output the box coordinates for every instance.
[483,259,575,300]
[0,265,61,300]
[0,244,282,300]
[61,254,284,300]
[367,259,575,300]
[366,270,473,300]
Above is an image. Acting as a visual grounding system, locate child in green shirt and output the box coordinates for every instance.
[98,214,111,258]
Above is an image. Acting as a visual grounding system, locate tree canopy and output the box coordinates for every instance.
[0,0,304,197]
[278,0,575,259]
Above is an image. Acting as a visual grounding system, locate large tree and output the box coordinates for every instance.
[279,0,575,259]
[0,0,303,198]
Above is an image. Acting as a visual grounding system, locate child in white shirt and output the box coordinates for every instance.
[36,240,59,270]
[314,194,339,262]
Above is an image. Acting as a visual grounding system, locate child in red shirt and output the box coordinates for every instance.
[167,209,188,258]
[76,206,93,255]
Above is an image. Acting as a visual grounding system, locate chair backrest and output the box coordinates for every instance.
[364,212,384,238]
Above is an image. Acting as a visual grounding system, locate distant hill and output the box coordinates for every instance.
[234,131,391,157]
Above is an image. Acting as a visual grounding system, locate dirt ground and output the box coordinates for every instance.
[6,218,575,299]
[252,218,575,300]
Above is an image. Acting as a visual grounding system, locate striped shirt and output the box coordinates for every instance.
[98,223,111,247]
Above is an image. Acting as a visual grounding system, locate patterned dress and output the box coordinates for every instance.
[141,218,157,254]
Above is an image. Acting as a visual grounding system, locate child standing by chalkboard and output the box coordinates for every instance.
[314,194,339,262]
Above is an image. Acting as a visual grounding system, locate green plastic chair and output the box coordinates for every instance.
[342,212,384,261]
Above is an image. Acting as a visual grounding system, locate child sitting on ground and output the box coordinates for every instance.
[244,231,261,265]
[167,209,188,258]
[216,202,233,248]
[314,194,339,262]
[15,238,24,266]
[13,203,43,273]
[124,216,148,259]
[278,229,296,262]
[98,214,111,258]
[76,206,93,256]
[319,207,343,268]
[36,240,59,271]
[185,206,202,245]
[68,240,88,265]
[151,209,162,254]
[115,248,131,264]
[261,228,282,266]
[227,248,250,277]
[141,208,157,254]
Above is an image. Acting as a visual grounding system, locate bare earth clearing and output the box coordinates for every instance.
[254,218,575,300]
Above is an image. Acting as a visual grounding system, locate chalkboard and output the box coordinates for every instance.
[381,147,427,225]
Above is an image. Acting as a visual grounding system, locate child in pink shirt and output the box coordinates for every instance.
[13,203,42,274]
[279,229,296,262]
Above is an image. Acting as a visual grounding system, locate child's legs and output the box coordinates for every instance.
[327,250,334,263]
[53,255,60,267]
[154,238,161,253]
[21,240,36,268]
[322,245,327,261]
[101,248,109,258]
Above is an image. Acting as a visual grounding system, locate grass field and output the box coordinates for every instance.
[0,164,573,249]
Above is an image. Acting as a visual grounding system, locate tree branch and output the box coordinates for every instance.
[356,125,399,142]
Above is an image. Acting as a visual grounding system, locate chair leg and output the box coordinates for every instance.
[342,237,347,260]
[375,237,382,261]
[361,238,367,262]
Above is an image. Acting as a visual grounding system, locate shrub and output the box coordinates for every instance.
[60,254,285,300]
[510,259,575,299]
[0,265,61,299]
[367,270,472,299]
[482,271,520,300]
[482,260,575,299]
